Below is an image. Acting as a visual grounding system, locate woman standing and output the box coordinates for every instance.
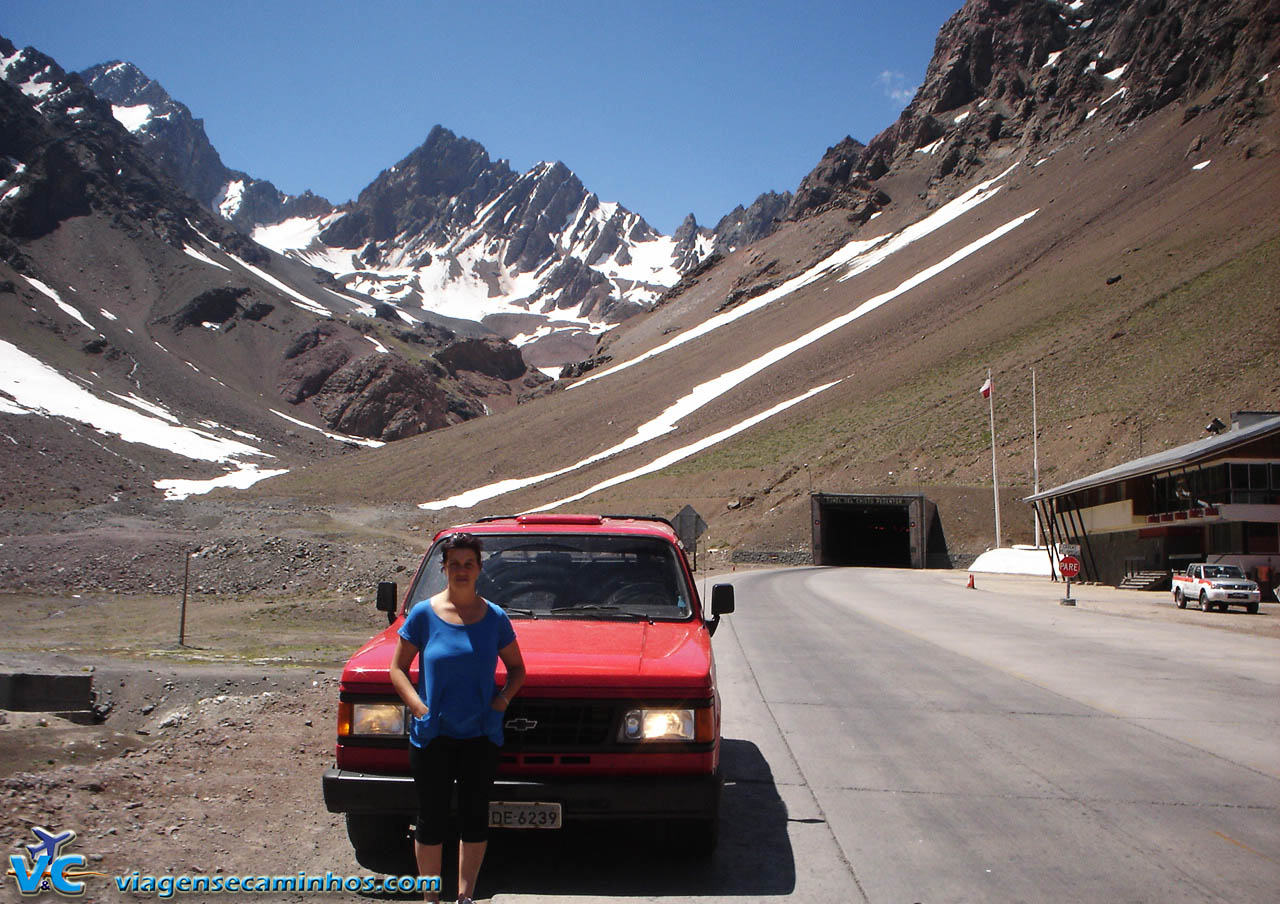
[389,533,526,904]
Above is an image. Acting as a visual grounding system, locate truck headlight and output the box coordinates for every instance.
[618,707,712,742]
[339,702,406,737]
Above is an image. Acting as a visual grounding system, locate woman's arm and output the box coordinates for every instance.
[389,636,428,718]
[492,639,526,711]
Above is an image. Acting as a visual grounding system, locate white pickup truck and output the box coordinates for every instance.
[1172,563,1261,613]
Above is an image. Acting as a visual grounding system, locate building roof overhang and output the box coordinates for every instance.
[1026,415,1280,504]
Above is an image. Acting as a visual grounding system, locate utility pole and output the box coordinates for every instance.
[985,369,1003,549]
[1033,368,1040,548]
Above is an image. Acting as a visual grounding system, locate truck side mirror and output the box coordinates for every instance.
[376,581,399,625]
[706,583,735,636]
[711,584,735,615]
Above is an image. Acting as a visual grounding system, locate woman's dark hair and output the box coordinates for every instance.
[440,532,484,563]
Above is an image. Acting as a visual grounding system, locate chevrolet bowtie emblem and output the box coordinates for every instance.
[505,717,538,731]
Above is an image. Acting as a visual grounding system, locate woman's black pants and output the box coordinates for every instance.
[408,736,499,845]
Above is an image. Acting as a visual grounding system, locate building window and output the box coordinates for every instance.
[1245,522,1279,554]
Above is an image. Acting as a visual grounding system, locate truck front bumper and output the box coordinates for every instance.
[1204,589,1261,604]
[323,767,721,821]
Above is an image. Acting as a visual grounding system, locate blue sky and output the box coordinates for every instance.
[3,0,962,234]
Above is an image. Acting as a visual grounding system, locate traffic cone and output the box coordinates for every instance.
[966,573,975,589]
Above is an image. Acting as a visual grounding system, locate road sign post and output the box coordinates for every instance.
[673,505,708,570]
[1059,555,1081,606]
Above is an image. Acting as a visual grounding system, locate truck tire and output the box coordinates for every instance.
[1174,589,1186,609]
[1199,591,1212,612]
[1247,601,1259,614]
[345,814,414,876]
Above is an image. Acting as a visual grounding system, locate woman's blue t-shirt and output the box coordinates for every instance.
[398,599,516,748]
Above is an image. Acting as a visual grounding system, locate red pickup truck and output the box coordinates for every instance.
[322,513,735,872]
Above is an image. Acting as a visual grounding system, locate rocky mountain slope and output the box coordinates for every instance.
[0,36,548,512]
[254,0,1279,562]
[75,61,785,367]
[78,60,334,232]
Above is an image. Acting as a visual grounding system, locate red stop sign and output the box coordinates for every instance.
[1060,555,1081,578]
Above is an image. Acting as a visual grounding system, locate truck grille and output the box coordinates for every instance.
[503,701,613,749]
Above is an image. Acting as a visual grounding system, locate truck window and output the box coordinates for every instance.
[1203,565,1245,579]
[405,534,694,620]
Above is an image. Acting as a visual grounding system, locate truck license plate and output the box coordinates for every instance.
[489,801,562,829]
[1230,593,1248,599]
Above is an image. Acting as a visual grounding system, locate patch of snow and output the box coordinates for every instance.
[1080,18,1093,28]
[227,254,331,316]
[953,111,972,124]
[1086,107,1099,120]
[1042,50,1063,69]
[425,206,1037,512]
[201,322,220,331]
[0,339,267,463]
[269,409,385,448]
[252,215,331,254]
[1034,157,1050,167]
[1,184,21,203]
[969,546,1055,576]
[183,244,230,271]
[1101,87,1127,105]
[1103,64,1127,81]
[523,380,843,514]
[99,308,117,321]
[20,78,54,99]
[574,164,1022,389]
[22,276,96,332]
[537,365,564,380]
[916,138,945,155]
[107,392,179,423]
[366,335,389,354]
[111,103,152,132]
[154,462,289,500]
[217,180,245,220]
[1192,160,1211,171]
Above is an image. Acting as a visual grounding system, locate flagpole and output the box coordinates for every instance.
[1032,368,1041,548]
[988,368,1003,549]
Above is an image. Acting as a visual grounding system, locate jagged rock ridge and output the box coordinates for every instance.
[791,0,1280,219]
[77,61,333,231]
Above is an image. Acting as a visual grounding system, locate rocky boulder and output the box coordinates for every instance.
[436,337,527,381]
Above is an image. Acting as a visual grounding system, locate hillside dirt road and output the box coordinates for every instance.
[1,570,1277,902]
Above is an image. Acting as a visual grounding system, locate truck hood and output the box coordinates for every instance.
[342,617,714,697]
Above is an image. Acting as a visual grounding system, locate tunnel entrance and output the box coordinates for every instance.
[811,493,939,568]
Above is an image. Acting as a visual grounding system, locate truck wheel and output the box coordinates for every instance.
[1174,590,1186,609]
[345,815,414,875]
[1199,592,1212,612]
[664,817,719,856]
[1247,601,1259,614]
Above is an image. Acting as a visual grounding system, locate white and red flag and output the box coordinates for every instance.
[979,376,992,398]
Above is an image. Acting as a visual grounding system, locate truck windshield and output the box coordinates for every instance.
[1203,565,1246,579]
[405,534,694,620]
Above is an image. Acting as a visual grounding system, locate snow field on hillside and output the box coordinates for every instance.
[0,338,276,476]
[574,164,1020,388]
[22,275,99,333]
[421,194,1039,512]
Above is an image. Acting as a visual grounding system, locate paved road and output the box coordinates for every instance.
[489,567,1279,902]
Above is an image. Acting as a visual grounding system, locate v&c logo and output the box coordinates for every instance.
[6,826,101,897]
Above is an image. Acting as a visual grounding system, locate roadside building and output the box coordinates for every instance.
[1026,412,1280,590]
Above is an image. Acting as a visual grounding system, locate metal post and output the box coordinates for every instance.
[987,368,1003,549]
[179,550,190,647]
[1032,368,1040,548]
